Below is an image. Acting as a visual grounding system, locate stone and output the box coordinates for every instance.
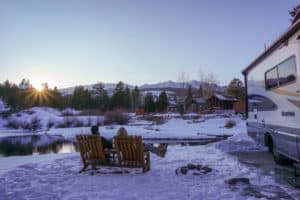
[187,163,197,170]
[227,177,250,185]
[180,167,188,175]
[201,166,212,174]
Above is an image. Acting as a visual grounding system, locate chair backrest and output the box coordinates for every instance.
[114,136,144,167]
[76,134,106,165]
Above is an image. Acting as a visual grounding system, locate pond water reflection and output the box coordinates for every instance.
[0,135,78,157]
[0,134,227,157]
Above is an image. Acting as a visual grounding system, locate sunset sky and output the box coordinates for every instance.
[0,0,298,89]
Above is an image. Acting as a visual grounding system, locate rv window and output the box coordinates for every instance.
[265,68,278,89]
[278,56,296,86]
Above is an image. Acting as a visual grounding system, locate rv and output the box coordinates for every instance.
[242,13,300,164]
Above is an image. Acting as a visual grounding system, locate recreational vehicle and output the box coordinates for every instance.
[242,14,300,164]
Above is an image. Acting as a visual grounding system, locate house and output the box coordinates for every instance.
[167,100,178,112]
[187,97,207,113]
[206,94,237,110]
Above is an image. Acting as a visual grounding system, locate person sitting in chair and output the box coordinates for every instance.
[91,125,113,149]
[115,127,168,157]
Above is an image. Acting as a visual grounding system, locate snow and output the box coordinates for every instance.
[0,99,9,113]
[214,94,237,101]
[0,113,299,199]
[45,115,245,140]
[0,107,104,135]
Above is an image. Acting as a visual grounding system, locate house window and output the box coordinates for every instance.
[265,56,297,90]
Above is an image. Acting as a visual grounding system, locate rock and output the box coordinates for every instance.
[201,166,212,174]
[227,178,250,185]
[192,173,201,176]
[196,165,202,170]
[180,167,188,175]
[187,163,197,170]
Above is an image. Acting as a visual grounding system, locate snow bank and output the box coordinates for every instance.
[216,125,266,153]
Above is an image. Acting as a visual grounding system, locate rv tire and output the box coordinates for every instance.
[271,139,291,165]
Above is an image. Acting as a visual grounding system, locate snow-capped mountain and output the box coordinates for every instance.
[59,80,227,96]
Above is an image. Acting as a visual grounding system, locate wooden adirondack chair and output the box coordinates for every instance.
[76,134,116,172]
[114,135,150,172]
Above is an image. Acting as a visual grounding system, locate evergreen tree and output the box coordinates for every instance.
[227,78,245,99]
[124,86,131,109]
[156,91,169,112]
[198,85,203,97]
[92,82,109,111]
[144,93,155,113]
[185,85,193,110]
[71,86,91,109]
[111,81,126,109]
[131,86,141,109]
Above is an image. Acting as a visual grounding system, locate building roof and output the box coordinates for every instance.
[192,98,206,104]
[210,94,237,102]
[242,19,300,75]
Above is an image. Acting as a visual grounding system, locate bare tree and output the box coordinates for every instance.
[177,72,189,90]
[198,68,219,98]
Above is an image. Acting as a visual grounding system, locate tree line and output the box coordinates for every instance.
[0,80,169,113]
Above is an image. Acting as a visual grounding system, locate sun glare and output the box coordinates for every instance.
[32,82,44,92]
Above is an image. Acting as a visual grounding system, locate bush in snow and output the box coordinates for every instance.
[56,116,86,128]
[56,117,75,128]
[47,121,55,129]
[6,116,42,131]
[104,110,129,125]
[141,115,166,125]
[61,108,80,116]
[224,120,236,128]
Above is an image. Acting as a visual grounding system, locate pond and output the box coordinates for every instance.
[0,134,229,157]
[0,135,77,157]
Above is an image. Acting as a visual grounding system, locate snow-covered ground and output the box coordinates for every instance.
[0,113,300,199]
[47,115,244,140]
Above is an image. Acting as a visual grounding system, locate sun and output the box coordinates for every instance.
[32,81,44,92]
[35,84,44,92]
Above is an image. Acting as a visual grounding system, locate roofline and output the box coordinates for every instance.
[242,19,300,76]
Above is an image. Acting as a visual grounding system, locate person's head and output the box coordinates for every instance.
[91,126,99,135]
[116,127,128,137]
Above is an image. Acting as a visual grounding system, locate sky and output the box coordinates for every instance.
[0,0,299,89]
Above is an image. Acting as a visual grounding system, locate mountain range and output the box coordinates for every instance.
[59,80,227,96]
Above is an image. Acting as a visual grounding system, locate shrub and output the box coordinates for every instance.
[80,109,103,116]
[6,118,21,129]
[141,115,166,125]
[224,120,236,128]
[6,116,42,131]
[30,117,42,131]
[61,108,80,116]
[56,117,74,128]
[47,121,55,129]
[25,110,35,115]
[104,110,129,125]
[95,116,103,126]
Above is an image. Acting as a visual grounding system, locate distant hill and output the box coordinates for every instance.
[59,80,227,97]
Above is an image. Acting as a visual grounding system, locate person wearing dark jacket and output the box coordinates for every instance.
[90,125,113,149]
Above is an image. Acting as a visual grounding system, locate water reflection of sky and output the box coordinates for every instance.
[0,135,78,157]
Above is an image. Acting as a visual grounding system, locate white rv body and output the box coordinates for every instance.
[243,20,300,162]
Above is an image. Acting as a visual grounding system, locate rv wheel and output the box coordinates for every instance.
[272,141,291,165]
